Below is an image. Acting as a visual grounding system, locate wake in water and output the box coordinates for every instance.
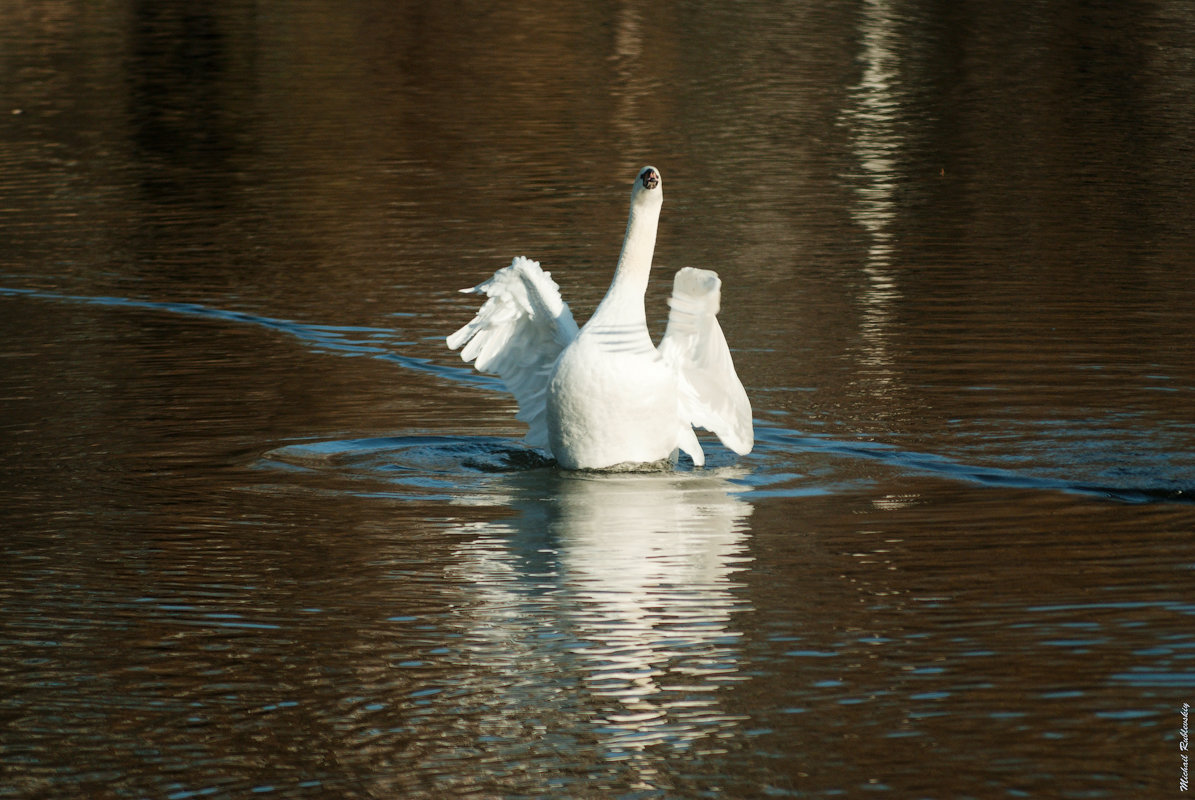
[3,285,1192,504]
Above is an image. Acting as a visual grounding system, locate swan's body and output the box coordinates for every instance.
[447,166,752,470]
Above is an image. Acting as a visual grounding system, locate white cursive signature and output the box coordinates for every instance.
[1182,703,1190,791]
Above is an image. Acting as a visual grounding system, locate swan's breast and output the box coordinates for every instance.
[545,334,681,469]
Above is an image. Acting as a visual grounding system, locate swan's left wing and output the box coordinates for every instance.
[447,256,579,449]
[659,267,754,458]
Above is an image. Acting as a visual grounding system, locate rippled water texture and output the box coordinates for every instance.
[3,1,1195,798]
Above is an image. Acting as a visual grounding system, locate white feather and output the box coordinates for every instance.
[446,256,577,449]
[659,267,754,456]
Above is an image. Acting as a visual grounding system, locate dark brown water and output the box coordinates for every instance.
[3,1,1195,798]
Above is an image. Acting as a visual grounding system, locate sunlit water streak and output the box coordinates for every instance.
[840,0,906,405]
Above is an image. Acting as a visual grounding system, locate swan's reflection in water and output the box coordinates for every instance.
[448,467,754,771]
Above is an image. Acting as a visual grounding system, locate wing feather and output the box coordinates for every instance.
[447,257,578,448]
[659,267,753,456]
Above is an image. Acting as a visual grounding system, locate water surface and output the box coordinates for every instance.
[3,1,1195,798]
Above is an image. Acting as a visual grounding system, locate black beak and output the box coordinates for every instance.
[641,169,660,190]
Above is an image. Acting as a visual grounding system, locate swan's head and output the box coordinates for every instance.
[631,166,662,208]
[639,166,660,191]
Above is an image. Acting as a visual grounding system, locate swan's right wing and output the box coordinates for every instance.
[447,257,579,449]
[659,267,754,458]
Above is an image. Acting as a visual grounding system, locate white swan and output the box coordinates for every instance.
[447,166,752,470]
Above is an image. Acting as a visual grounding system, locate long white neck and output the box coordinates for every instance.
[590,198,660,328]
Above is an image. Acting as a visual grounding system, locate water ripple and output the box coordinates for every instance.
[6,283,1192,505]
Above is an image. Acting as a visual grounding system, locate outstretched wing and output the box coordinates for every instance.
[447,256,579,449]
[659,267,754,457]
